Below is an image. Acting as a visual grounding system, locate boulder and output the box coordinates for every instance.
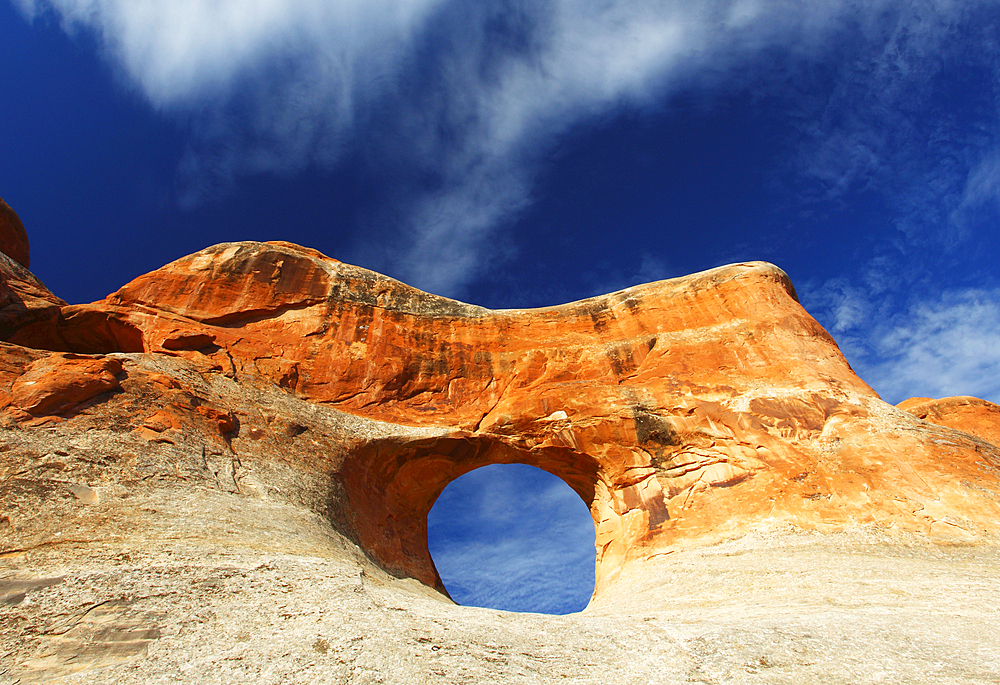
[8,353,123,417]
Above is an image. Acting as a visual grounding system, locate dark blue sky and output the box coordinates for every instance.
[4,0,1000,614]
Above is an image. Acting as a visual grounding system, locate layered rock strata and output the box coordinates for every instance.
[3,226,1000,683]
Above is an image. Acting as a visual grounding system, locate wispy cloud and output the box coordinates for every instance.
[14,0,1000,296]
[868,290,1000,404]
[803,283,1000,405]
[785,2,1000,244]
[16,0,444,104]
[427,464,595,614]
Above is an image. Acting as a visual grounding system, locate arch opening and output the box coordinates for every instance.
[427,463,596,614]
[336,434,629,604]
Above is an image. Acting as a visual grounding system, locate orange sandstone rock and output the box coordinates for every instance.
[2,239,1000,597]
[1,251,65,340]
[898,395,1000,447]
[10,353,122,416]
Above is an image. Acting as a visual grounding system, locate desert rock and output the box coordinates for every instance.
[8,353,123,417]
[0,250,65,341]
[898,395,1000,448]
[0,197,30,268]
[2,222,1000,683]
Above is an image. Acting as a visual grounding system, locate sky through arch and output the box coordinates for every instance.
[427,464,596,615]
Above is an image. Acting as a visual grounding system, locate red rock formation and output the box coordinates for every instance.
[1,251,65,340]
[898,395,1000,447]
[8,354,122,418]
[0,197,30,268]
[2,238,1000,598]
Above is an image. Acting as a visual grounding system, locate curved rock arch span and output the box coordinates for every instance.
[6,226,1000,682]
[339,433,605,595]
[3,238,1000,603]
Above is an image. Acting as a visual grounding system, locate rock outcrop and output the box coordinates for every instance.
[898,395,1000,448]
[0,250,65,342]
[3,209,1000,683]
[0,197,30,268]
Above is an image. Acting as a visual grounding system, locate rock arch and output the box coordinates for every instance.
[3,238,1000,604]
[7,206,1000,682]
[337,434,612,596]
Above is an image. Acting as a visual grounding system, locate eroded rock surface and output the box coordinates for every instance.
[0,197,30,268]
[3,218,1000,684]
[898,395,1000,448]
[0,251,65,341]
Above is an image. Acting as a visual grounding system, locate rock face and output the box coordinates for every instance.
[0,250,65,341]
[3,220,1000,683]
[0,197,30,268]
[898,395,1000,447]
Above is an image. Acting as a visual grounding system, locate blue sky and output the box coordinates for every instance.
[428,464,595,614]
[4,0,1000,613]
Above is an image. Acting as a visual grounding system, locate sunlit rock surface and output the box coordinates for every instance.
[898,395,1000,448]
[2,214,1000,683]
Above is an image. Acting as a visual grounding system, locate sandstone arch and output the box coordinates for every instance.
[5,234,1000,682]
[338,434,605,595]
[4,240,1000,597]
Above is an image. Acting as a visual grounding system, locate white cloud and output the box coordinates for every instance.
[862,289,1000,404]
[805,284,1000,405]
[16,0,444,104]
[958,149,1000,228]
[432,535,595,614]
